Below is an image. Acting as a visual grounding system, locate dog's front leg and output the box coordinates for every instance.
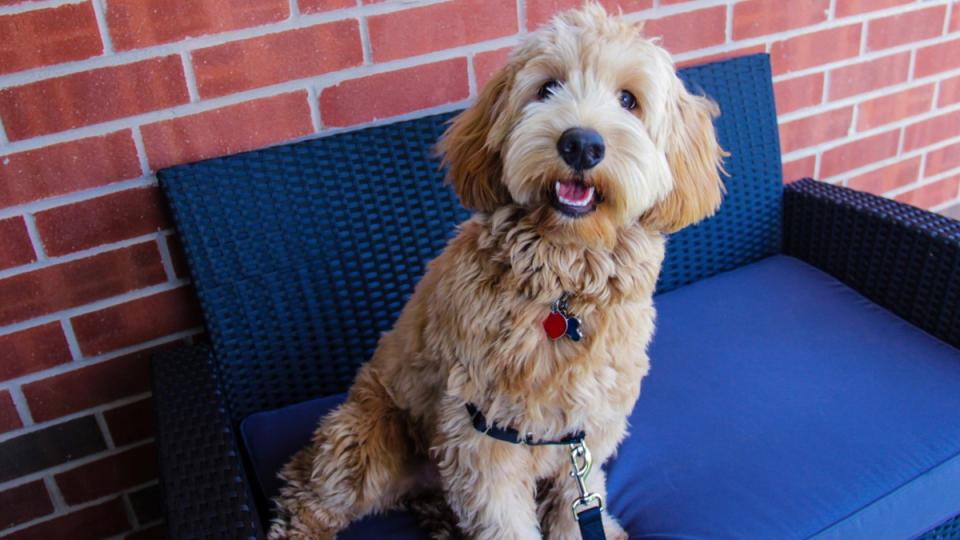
[433,409,541,539]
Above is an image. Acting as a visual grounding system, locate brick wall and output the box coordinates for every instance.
[0,0,958,538]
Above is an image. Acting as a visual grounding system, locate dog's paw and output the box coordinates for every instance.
[268,514,338,540]
[268,502,343,540]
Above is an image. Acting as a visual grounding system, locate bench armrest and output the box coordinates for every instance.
[783,178,960,349]
[151,344,265,539]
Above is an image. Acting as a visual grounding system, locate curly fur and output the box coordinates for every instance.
[270,4,724,539]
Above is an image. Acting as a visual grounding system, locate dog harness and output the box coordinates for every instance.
[464,404,606,540]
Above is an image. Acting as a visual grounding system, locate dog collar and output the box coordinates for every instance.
[465,403,586,446]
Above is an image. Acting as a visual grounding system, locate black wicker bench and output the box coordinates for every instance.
[153,53,960,539]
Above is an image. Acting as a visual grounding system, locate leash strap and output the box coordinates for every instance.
[569,440,606,540]
[576,505,606,540]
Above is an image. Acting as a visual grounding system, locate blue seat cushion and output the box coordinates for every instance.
[241,255,960,538]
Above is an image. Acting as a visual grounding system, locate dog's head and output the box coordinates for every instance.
[438,3,725,246]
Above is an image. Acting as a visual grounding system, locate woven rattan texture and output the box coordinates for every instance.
[656,53,783,293]
[151,345,263,539]
[920,514,960,540]
[158,54,783,419]
[784,178,960,349]
[159,113,469,419]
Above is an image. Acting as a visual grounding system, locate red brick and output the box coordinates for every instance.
[675,44,767,69]
[474,47,512,91]
[0,56,189,141]
[4,498,130,540]
[0,389,22,434]
[34,187,171,256]
[127,484,161,529]
[847,156,922,194]
[769,24,861,76]
[895,175,960,209]
[106,0,289,51]
[193,21,363,99]
[915,37,960,79]
[0,2,102,75]
[820,129,901,178]
[526,0,652,29]
[774,73,824,115]
[903,109,960,152]
[866,5,947,52]
[0,242,166,327]
[733,0,829,40]
[368,0,517,63]
[779,107,853,155]
[0,216,36,271]
[828,52,911,100]
[952,2,960,32]
[0,480,53,528]
[0,131,142,209]
[0,323,72,382]
[925,141,960,177]
[856,84,935,131]
[782,155,816,184]
[23,346,158,423]
[56,443,158,504]
[0,416,106,483]
[300,0,356,14]
[644,6,726,55]
[320,58,470,128]
[141,91,313,170]
[71,286,202,356]
[835,0,913,18]
[940,75,960,107]
[104,397,154,446]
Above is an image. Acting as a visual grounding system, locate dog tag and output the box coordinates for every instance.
[565,316,582,341]
[543,311,568,340]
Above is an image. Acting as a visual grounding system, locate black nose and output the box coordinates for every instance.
[557,128,605,172]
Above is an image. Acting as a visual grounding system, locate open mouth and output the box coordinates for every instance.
[552,179,597,217]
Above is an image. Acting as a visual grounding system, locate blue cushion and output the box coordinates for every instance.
[242,255,960,538]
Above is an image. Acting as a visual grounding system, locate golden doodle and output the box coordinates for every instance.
[270,3,724,539]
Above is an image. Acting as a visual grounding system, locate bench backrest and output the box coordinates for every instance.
[158,53,782,420]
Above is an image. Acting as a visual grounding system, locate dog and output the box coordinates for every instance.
[269,3,724,539]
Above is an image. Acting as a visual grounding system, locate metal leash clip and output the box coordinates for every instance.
[569,439,603,520]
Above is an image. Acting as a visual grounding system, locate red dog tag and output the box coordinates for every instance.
[543,311,568,340]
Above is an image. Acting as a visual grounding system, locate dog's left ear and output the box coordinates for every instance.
[642,82,726,233]
[437,65,515,212]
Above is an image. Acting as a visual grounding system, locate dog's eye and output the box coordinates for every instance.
[619,90,638,111]
[538,80,561,100]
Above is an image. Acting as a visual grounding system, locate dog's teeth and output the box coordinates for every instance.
[555,181,595,207]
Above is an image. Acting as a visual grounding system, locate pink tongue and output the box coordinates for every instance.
[558,182,590,202]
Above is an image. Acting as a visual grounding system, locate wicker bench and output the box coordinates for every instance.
[153,53,960,539]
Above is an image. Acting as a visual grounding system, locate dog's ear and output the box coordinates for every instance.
[642,83,726,233]
[437,65,514,212]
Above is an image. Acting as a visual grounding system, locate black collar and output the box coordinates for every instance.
[465,403,585,446]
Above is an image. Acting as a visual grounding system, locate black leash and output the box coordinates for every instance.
[465,404,606,540]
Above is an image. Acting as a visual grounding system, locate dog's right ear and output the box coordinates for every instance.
[437,65,514,212]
